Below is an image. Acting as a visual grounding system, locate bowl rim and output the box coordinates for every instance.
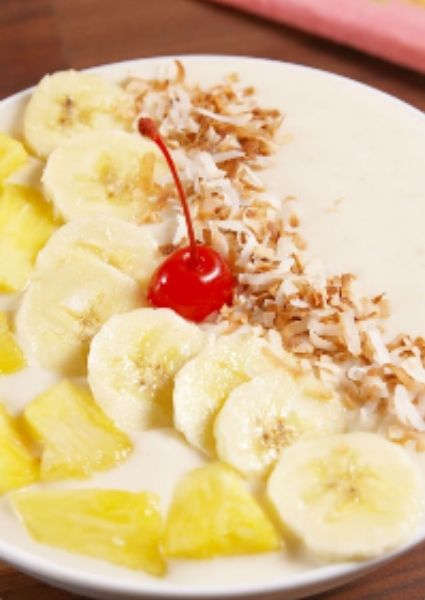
[0,53,424,599]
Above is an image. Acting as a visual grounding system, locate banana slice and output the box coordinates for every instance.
[268,432,425,560]
[42,130,167,222]
[36,216,161,287]
[215,370,347,478]
[88,308,206,432]
[24,70,134,158]
[173,333,278,455]
[16,251,141,375]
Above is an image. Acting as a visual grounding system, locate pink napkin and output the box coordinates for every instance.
[212,0,425,74]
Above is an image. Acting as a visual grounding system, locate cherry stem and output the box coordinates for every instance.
[138,117,198,264]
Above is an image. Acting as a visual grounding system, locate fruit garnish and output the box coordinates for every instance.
[0,404,38,494]
[173,333,280,455]
[23,380,132,481]
[214,369,346,478]
[16,251,140,375]
[0,133,27,182]
[24,71,134,158]
[0,311,26,374]
[35,216,161,296]
[138,117,235,322]
[43,130,165,222]
[88,307,206,432]
[0,184,58,292]
[267,432,425,560]
[164,462,280,558]
[13,488,165,575]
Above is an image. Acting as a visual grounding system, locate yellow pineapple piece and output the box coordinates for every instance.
[13,488,165,575]
[164,463,280,558]
[23,380,132,481]
[0,311,26,374]
[0,183,58,292]
[0,404,38,494]
[0,133,27,182]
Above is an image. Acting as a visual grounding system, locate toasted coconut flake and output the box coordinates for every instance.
[239,268,288,287]
[193,106,250,126]
[401,356,425,384]
[339,309,361,356]
[362,324,391,365]
[387,364,425,394]
[309,329,338,352]
[213,150,245,163]
[393,385,425,432]
[347,365,368,382]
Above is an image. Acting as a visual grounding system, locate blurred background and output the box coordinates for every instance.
[0,0,424,109]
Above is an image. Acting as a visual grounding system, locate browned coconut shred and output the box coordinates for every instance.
[123,61,425,447]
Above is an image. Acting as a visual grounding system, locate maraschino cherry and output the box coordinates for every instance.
[138,117,235,322]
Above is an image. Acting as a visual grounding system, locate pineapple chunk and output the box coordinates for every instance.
[0,183,58,292]
[13,489,165,575]
[164,463,280,558]
[0,133,27,182]
[0,311,26,374]
[23,380,132,481]
[0,404,38,494]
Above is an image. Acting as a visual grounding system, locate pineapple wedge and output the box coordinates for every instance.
[0,183,58,292]
[0,311,26,374]
[13,489,165,575]
[0,133,27,182]
[0,404,38,494]
[164,463,280,558]
[23,380,132,481]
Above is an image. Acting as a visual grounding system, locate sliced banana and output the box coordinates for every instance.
[24,70,134,159]
[36,216,161,288]
[42,130,167,223]
[88,308,206,432]
[215,370,347,478]
[268,432,425,560]
[173,333,278,455]
[16,251,141,375]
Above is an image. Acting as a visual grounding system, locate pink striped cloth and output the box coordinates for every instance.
[212,0,425,74]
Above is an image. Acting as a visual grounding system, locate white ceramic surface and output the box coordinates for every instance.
[0,55,424,600]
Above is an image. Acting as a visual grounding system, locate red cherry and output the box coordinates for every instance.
[138,117,236,322]
[148,245,235,322]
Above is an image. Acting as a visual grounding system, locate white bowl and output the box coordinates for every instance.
[0,55,424,600]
